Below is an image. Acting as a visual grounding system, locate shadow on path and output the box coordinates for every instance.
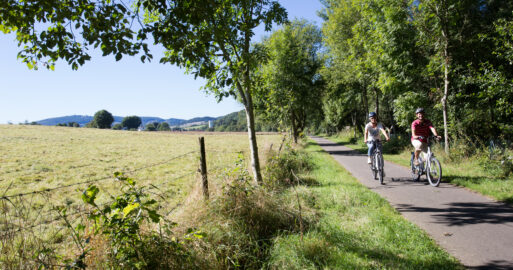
[468,260,513,270]
[396,202,513,226]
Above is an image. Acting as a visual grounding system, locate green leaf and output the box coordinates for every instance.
[146,209,160,223]
[122,202,140,217]
[82,185,99,206]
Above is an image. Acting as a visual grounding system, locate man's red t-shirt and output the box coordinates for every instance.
[411,119,433,143]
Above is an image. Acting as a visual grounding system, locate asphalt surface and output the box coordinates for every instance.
[310,136,513,269]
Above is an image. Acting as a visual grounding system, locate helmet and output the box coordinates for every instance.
[368,112,377,118]
[415,108,425,114]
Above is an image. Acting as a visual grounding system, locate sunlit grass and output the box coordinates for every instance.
[0,125,283,268]
[0,125,281,201]
[267,139,462,269]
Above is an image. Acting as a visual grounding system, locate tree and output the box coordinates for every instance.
[255,19,323,143]
[145,122,158,131]
[157,122,171,131]
[1,0,287,183]
[121,116,142,130]
[321,0,420,133]
[93,110,114,129]
[112,123,123,130]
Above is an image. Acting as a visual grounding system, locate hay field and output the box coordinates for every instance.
[0,125,282,233]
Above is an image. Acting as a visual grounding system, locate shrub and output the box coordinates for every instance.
[112,123,123,130]
[477,149,513,179]
[58,173,199,269]
[263,146,313,188]
[157,122,171,131]
[178,154,308,269]
[145,122,158,131]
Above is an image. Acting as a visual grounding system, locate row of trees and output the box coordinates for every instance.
[252,0,513,154]
[318,0,513,154]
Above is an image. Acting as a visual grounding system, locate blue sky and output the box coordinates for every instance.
[0,0,324,124]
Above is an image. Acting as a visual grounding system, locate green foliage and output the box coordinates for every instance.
[84,121,97,128]
[93,110,114,129]
[393,91,430,132]
[0,0,152,70]
[122,116,142,130]
[478,149,513,179]
[195,154,305,269]
[80,172,181,269]
[82,173,158,268]
[157,122,171,131]
[214,111,247,132]
[145,122,158,131]
[112,123,123,130]
[264,145,314,188]
[254,19,324,142]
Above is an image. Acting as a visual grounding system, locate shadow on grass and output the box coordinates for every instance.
[311,228,462,269]
[296,176,321,187]
[443,175,513,205]
[443,175,493,184]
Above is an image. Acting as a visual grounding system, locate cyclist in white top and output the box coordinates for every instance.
[364,112,390,163]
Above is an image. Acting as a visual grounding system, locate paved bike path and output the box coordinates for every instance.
[311,136,513,269]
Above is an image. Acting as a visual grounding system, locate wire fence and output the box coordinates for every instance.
[0,144,254,268]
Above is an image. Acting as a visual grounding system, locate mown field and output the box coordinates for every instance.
[0,125,282,202]
[0,125,283,267]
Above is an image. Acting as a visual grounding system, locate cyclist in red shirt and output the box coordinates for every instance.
[411,108,441,165]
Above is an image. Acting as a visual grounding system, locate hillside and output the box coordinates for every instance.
[35,115,213,127]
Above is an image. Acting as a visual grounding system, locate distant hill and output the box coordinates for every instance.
[37,115,96,126]
[36,115,217,127]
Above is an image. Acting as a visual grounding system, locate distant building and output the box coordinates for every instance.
[208,120,214,128]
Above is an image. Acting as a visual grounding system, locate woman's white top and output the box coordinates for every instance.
[366,122,384,141]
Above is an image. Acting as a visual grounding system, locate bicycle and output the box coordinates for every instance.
[369,140,385,185]
[410,136,442,187]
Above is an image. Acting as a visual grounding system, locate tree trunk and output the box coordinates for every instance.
[361,84,369,130]
[442,44,450,155]
[291,112,298,144]
[374,88,379,115]
[244,95,262,183]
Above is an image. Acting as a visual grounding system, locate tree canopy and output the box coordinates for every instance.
[93,110,114,129]
[122,116,142,130]
[255,19,324,143]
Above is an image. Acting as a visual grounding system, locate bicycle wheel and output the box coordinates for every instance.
[427,157,442,187]
[410,153,420,182]
[377,153,384,185]
[369,156,377,179]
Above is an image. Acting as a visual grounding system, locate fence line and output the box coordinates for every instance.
[0,137,261,268]
[0,170,200,239]
[0,151,196,199]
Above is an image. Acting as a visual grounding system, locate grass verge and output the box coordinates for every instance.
[265,139,462,269]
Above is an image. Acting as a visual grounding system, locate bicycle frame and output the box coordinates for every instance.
[369,140,385,184]
[411,136,442,186]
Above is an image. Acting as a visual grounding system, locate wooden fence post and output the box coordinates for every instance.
[199,137,209,199]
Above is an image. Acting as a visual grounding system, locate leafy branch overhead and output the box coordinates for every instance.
[0,0,152,70]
